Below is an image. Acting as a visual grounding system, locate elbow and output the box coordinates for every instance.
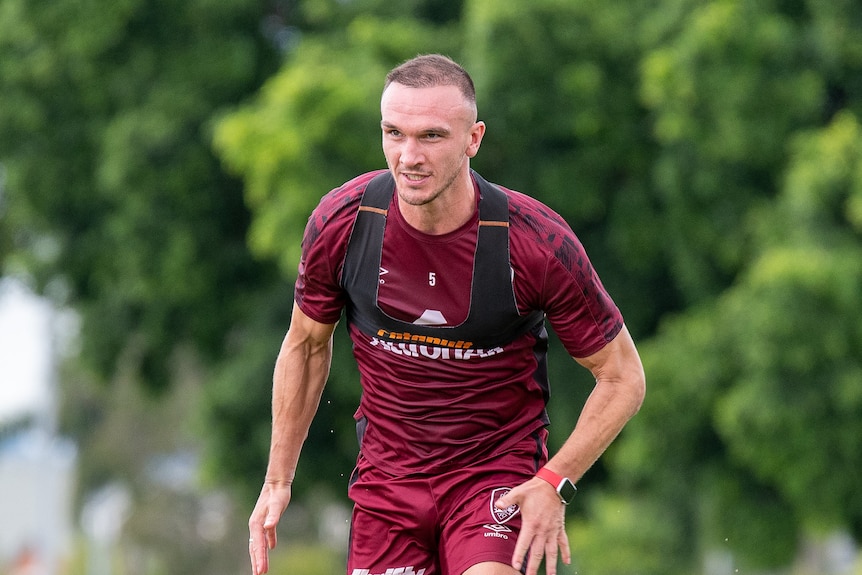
[629,367,646,417]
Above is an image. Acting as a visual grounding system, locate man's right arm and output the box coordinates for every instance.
[249,302,337,575]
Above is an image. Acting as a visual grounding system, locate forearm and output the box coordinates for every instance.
[264,314,335,485]
[546,376,643,482]
[548,324,645,481]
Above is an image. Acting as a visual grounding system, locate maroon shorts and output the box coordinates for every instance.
[346,431,547,575]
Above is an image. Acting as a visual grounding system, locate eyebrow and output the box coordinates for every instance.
[380,122,452,137]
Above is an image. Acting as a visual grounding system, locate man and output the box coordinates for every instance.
[248,54,645,575]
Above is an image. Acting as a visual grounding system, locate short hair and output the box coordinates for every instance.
[384,54,476,108]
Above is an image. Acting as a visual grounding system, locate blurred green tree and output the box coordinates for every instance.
[0,0,280,392]
[607,0,862,571]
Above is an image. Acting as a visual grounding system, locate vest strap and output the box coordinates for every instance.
[341,170,544,349]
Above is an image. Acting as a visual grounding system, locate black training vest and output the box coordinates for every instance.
[340,170,545,350]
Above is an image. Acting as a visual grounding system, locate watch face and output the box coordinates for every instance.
[558,479,577,504]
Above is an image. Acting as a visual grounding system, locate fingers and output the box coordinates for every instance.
[512,532,557,575]
[501,480,569,575]
[494,482,525,511]
[249,507,279,574]
[249,522,279,575]
[250,515,282,574]
[263,513,279,550]
[558,526,572,566]
[541,536,560,575]
[524,535,548,575]
[248,533,268,575]
[513,531,568,575]
[249,483,291,574]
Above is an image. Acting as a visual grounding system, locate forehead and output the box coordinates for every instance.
[381,83,474,128]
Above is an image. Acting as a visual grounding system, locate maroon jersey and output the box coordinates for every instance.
[296,170,623,475]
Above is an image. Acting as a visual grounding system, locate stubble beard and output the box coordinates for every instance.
[395,161,464,208]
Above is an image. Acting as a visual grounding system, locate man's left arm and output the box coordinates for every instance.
[496,324,646,575]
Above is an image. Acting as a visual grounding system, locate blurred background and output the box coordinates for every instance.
[1,0,861,574]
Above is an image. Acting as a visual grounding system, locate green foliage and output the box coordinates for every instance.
[641,0,825,304]
[612,79,862,571]
[781,111,862,239]
[568,493,690,575]
[269,543,344,575]
[714,108,862,537]
[0,0,278,390]
[213,39,386,276]
[715,249,862,528]
[697,469,798,568]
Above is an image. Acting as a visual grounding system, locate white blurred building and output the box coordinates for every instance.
[0,429,77,575]
[0,279,78,575]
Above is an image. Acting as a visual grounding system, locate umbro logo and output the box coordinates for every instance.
[483,523,512,540]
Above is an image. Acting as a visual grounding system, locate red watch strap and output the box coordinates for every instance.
[536,466,564,489]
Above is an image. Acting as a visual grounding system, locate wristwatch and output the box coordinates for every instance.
[536,467,577,505]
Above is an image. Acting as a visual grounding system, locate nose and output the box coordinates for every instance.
[399,138,424,167]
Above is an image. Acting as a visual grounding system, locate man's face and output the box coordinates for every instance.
[380,83,485,208]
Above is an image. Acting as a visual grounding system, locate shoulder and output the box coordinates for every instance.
[496,182,598,292]
[304,170,387,245]
[497,184,583,265]
[313,170,386,221]
[494,182,623,352]
[502,186,570,236]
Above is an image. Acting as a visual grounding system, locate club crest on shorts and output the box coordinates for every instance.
[490,487,520,524]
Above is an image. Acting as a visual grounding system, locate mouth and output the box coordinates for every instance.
[401,172,430,184]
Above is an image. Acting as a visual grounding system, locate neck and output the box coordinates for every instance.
[398,171,476,235]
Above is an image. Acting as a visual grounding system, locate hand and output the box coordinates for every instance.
[248,480,292,575]
[495,477,571,575]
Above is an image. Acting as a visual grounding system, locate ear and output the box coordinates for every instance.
[466,121,486,158]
